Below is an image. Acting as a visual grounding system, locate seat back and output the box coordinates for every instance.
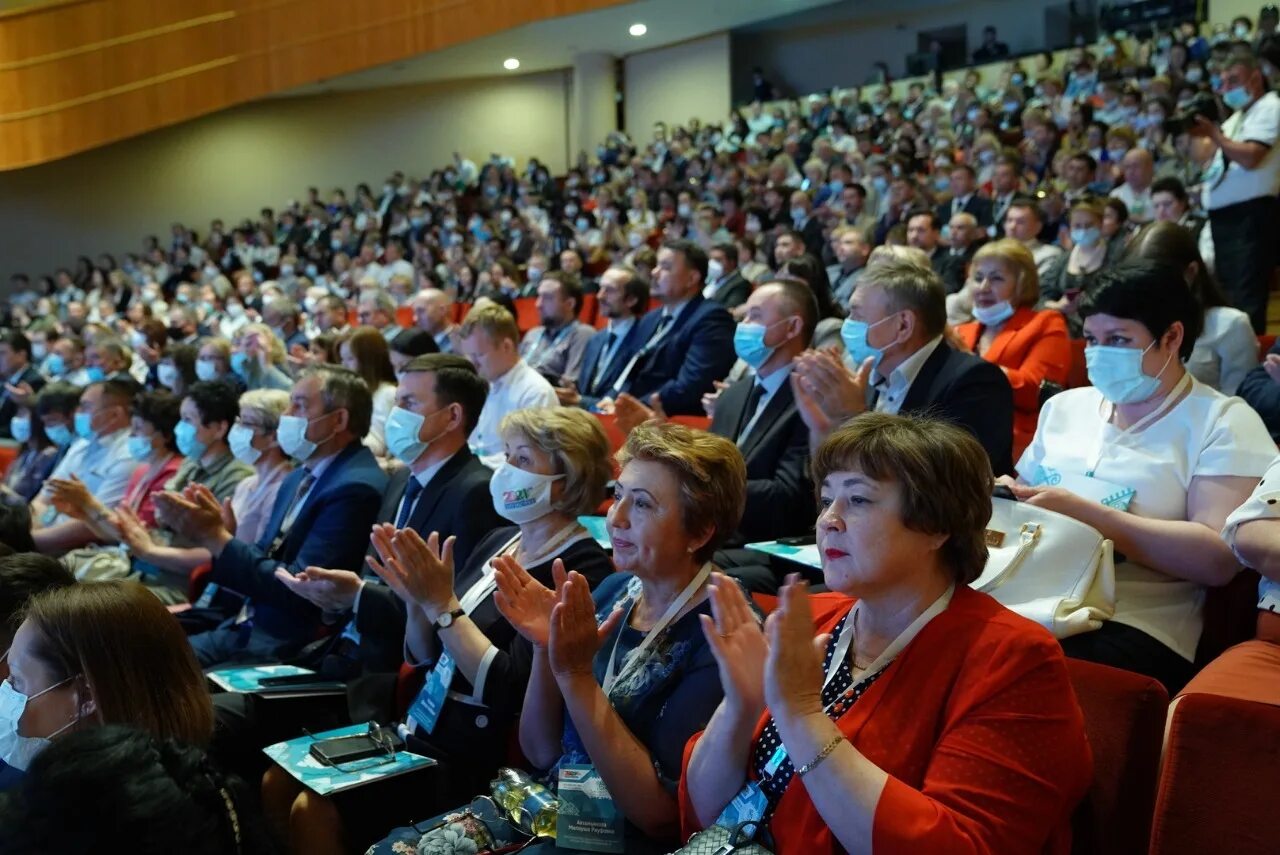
[1150,692,1280,855]
[1066,338,1089,389]
[1196,568,1261,667]
[1065,659,1167,855]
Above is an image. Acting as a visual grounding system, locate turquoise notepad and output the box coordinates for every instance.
[745,540,822,570]
[263,723,436,796]
[578,515,612,549]
[206,664,315,693]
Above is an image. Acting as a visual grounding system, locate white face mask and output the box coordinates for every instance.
[195,358,220,382]
[228,423,262,465]
[488,461,564,524]
[276,413,332,462]
[0,676,77,772]
[157,363,180,390]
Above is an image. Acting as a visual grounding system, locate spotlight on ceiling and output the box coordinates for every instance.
[503,57,520,70]
[629,23,647,37]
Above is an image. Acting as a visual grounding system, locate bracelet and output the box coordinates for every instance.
[796,734,844,778]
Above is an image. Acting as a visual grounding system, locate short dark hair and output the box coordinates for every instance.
[0,505,34,554]
[1,331,31,359]
[1150,176,1189,203]
[949,163,977,180]
[133,390,181,450]
[34,382,81,418]
[757,278,819,345]
[0,725,266,855]
[906,208,941,230]
[0,553,73,643]
[99,377,142,408]
[303,365,374,440]
[661,239,709,285]
[1007,196,1043,223]
[1079,259,1204,360]
[542,271,585,315]
[389,328,439,357]
[619,267,651,315]
[401,354,489,435]
[183,381,239,429]
[711,242,739,270]
[1068,151,1098,172]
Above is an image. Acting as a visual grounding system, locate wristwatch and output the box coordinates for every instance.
[435,608,465,629]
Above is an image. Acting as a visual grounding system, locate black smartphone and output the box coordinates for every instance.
[993,484,1017,501]
[308,729,403,767]
[258,673,343,689]
[777,534,816,546]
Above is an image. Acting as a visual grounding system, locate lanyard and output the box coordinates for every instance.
[458,522,586,615]
[820,585,955,711]
[1088,371,1191,476]
[602,562,711,696]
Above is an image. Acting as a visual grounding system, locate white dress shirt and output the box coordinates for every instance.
[39,428,134,526]
[873,336,943,415]
[470,360,559,468]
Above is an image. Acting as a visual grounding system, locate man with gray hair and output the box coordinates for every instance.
[357,288,404,344]
[1199,41,1280,332]
[790,257,1014,474]
[411,288,456,353]
[160,364,388,666]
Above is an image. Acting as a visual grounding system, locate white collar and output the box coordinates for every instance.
[607,317,636,337]
[880,335,943,389]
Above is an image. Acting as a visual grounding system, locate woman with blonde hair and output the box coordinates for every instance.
[0,580,214,776]
[955,239,1070,457]
[1041,198,1118,336]
[230,323,291,391]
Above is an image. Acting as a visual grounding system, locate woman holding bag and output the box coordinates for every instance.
[680,413,1091,854]
[1006,259,1272,694]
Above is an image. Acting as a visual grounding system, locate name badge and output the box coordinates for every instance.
[716,780,768,828]
[339,618,361,647]
[195,582,219,610]
[1032,466,1135,511]
[407,651,455,735]
[556,764,625,853]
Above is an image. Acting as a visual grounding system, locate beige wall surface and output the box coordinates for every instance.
[0,69,571,280]
[624,32,731,135]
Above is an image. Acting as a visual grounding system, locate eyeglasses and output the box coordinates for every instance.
[304,722,399,774]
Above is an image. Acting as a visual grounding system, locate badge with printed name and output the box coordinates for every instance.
[1032,466,1136,511]
[716,780,768,828]
[556,764,624,853]
[407,651,455,735]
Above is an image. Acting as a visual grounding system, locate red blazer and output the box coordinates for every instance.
[956,307,1070,459]
[679,586,1092,855]
[122,455,182,529]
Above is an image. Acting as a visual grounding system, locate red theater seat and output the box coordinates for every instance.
[1150,692,1280,855]
[1064,659,1167,855]
[188,562,213,602]
[513,297,540,333]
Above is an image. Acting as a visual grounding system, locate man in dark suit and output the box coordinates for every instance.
[557,266,649,412]
[793,257,1014,475]
[161,366,389,667]
[0,332,45,439]
[907,208,967,295]
[711,279,817,592]
[270,354,503,718]
[605,240,736,416]
[788,191,827,260]
[705,242,751,310]
[935,164,993,228]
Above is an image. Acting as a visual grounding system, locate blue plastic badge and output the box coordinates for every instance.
[407,651,455,735]
[716,780,768,828]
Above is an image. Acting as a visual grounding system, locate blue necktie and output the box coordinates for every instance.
[395,475,425,529]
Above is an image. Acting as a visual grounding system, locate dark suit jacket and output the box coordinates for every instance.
[577,317,648,409]
[887,342,1015,476]
[208,441,388,644]
[930,250,967,295]
[708,270,751,310]
[936,195,994,228]
[0,366,44,439]
[354,448,503,674]
[621,296,736,415]
[709,375,812,543]
[1240,337,1280,441]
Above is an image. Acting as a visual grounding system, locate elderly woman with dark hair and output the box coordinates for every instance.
[1007,259,1272,693]
[681,413,1091,854]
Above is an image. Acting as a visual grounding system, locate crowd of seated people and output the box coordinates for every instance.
[0,10,1279,854]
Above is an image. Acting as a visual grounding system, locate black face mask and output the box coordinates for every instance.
[168,325,186,341]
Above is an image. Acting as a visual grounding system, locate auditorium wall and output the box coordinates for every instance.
[0,69,570,280]
[624,32,732,136]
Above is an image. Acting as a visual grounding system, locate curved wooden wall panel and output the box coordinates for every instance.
[0,0,628,170]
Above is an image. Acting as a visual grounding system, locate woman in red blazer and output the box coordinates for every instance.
[956,238,1071,460]
[681,413,1091,855]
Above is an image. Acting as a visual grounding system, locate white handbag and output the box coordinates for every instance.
[970,497,1117,639]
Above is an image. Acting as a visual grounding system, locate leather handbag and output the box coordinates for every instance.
[668,821,772,854]
[971,496,1117,639]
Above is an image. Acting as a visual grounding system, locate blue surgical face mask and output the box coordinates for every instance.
[45,354,65,377]
[84,366,105,383]
[1085,340,1173,403]
[227,423,261,465]
[733,320,790,369]
[46,424,73,448]
[1071,226,1102,247]
[73,411,94,441]
[840,315,896,373]
[9,417,30,444]
[0,676,78,772]
[385,406,449,465]
[1223,85,1252,110]
[174,421,208,459]
[230,351,250,378]
[127,434,154,461]
[972,300,1016,327]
